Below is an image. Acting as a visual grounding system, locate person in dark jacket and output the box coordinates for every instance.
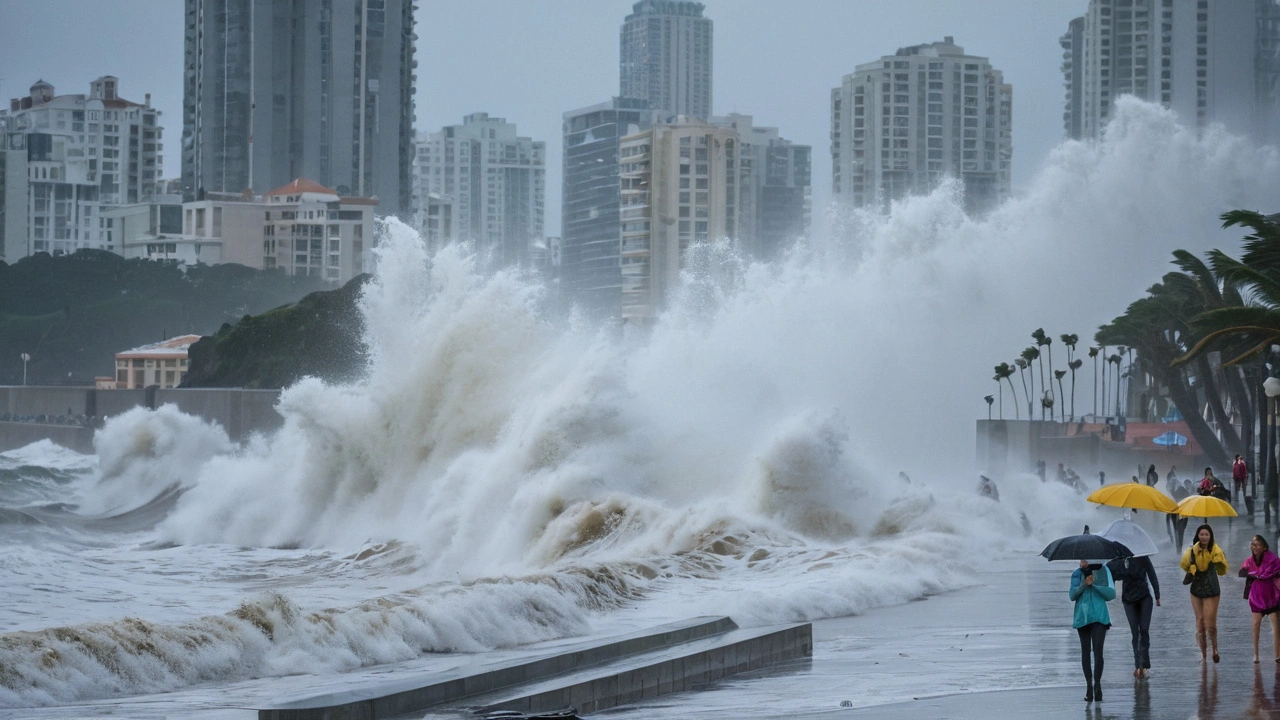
[1106,555,1161,678]
[1146,464,1159,486]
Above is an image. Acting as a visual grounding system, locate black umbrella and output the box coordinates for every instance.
[1041,530,1132,561]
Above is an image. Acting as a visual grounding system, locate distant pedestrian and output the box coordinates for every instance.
[1146,464,1159,487]
[1071,559,1115,702]
[1166,466,1179,494]
[1239,535,1280,664]
[1099,470,1106,487]
[1181,524,1228,664]
[1058,463,1068,484]
[1234,455,1249,503]
[1037,460,1047,482]
[1107,555,1161,678]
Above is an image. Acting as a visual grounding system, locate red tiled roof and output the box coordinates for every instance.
[264,178,338,197]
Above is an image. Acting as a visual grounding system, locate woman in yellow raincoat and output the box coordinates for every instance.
[1180,523,1229,663]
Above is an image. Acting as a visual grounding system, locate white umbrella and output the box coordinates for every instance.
[1097,517,1158,557]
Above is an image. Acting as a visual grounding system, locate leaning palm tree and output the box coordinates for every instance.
[1022,346,1041,420]
[1089,346,1100,416]
[1033,329,1053,420]
[1055,369,1068,423]
[1015,357,1032,419]
[1062,333,1079,420]
[1100,344,1110,415]
[1069,358,1084,421]
[994,362,1018,419]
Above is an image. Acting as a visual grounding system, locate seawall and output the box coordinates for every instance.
[0,385,283,454]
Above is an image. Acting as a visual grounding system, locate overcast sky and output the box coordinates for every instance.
[0,1,1083,236]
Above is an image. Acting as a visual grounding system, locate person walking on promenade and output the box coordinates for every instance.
[1181,524,1229,663]
[1167,465,1178,490]
[1146,464,1159,486]
[1071,559,1115,702]
[1240,535,1280,664]
[1166,478,1191,549]
[1233,455,1249,503]
[1106,554,1161,678]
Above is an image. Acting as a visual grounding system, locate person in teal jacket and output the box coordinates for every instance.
[1071,559,1116,702]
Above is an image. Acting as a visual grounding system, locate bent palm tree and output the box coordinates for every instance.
[1015,357,1032,419]
[1055,369,1068,423]
[1022,346,1041,420]
[1033,329,1053,420]
[1089,346,1100,416]
[994,362,1018,419]
[1069,359,1084,421]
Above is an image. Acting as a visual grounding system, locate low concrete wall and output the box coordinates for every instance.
[259,617,738,720]
[0,422,95,454]
[486,623,814,716]
[0,386,284,453]
[154,388,283,441]
[0,386,95,418]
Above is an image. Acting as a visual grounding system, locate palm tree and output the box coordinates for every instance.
[1089,346,1100,416]
[1033,328,1053,420]
[994,362,1018,419]
[1109,354,1123,417]
[1022,346,1041,420]
[1015,357,1032,420]
[1069,359,1084,421]
[1100,344,1109,415]
[985,395,995,420]
[1062,333,1080,420]
[1055,369,1068,423]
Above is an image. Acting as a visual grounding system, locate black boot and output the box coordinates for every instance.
[1094,680,1103,701]
[1084,683,1093,702]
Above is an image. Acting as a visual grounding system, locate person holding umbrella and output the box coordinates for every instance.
[1180,524,1229,663]
[1239,535,1280,664]
[1107,553,1160,678]
[1071,558,1116,701]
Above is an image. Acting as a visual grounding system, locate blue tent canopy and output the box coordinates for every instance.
[1161,406,1184,423]
[1153,430,1188,447]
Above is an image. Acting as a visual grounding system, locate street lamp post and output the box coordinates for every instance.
[19,353,29,386]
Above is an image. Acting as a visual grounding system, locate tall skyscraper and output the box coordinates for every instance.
[181,0,416,216]
[0,77,164,260]
[619,0,714,119]
[1061,0,1280,143]
[618,118,741,321]
[713,114,811,259]
[831,38,1012,213]
[561,97,664,315]
[412,113,545,267]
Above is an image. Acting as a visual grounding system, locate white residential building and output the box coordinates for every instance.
[0,77,164,261]
[712,113,812,259]
[618,118,742,321]
[1061,0,1280,143]
[412,113,545,266]
[831,38,1012,213]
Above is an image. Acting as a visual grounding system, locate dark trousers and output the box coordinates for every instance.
[1077,622,1108,684]
[1124,596,1153,669]
[1167,513,1189,549]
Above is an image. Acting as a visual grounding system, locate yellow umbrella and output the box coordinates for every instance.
[1086,483,1179,513]
[1176,495,1238,518]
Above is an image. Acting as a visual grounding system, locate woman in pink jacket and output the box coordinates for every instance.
[1240,535,1280,663]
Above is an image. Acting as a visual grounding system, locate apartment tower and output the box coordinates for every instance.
[181,0,416,216]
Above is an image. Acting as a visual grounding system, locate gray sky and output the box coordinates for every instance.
[0,1,1083,235]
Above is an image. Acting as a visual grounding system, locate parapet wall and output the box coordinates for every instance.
[0,386,284,454]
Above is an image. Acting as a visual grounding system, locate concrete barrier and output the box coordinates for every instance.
[154,388,283,441]
[0,386,95,417]
[0,421,94,454]
[258,616,739,720]
[482,623,813,716]
[0,386,284,453]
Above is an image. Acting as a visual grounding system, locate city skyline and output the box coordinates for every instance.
[2,2,1092,237]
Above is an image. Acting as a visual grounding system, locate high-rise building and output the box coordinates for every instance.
[181,0,416,216]
[1060,17,1086,140]
[618,118,742,321]
[561,97,664,315]
[620,0,714,119]
[713,114,811,259]
[1061,0,1280,143]
[412,113,545,266]
[0,77,164,261]
[831,38,1012,214]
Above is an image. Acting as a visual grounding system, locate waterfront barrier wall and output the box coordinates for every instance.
[258,617,812,720]
[0,385,283,454]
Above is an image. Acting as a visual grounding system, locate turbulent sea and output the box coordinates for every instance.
[1,99,1279,713]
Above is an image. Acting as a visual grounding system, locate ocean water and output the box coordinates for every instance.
[1,98,1278,715]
